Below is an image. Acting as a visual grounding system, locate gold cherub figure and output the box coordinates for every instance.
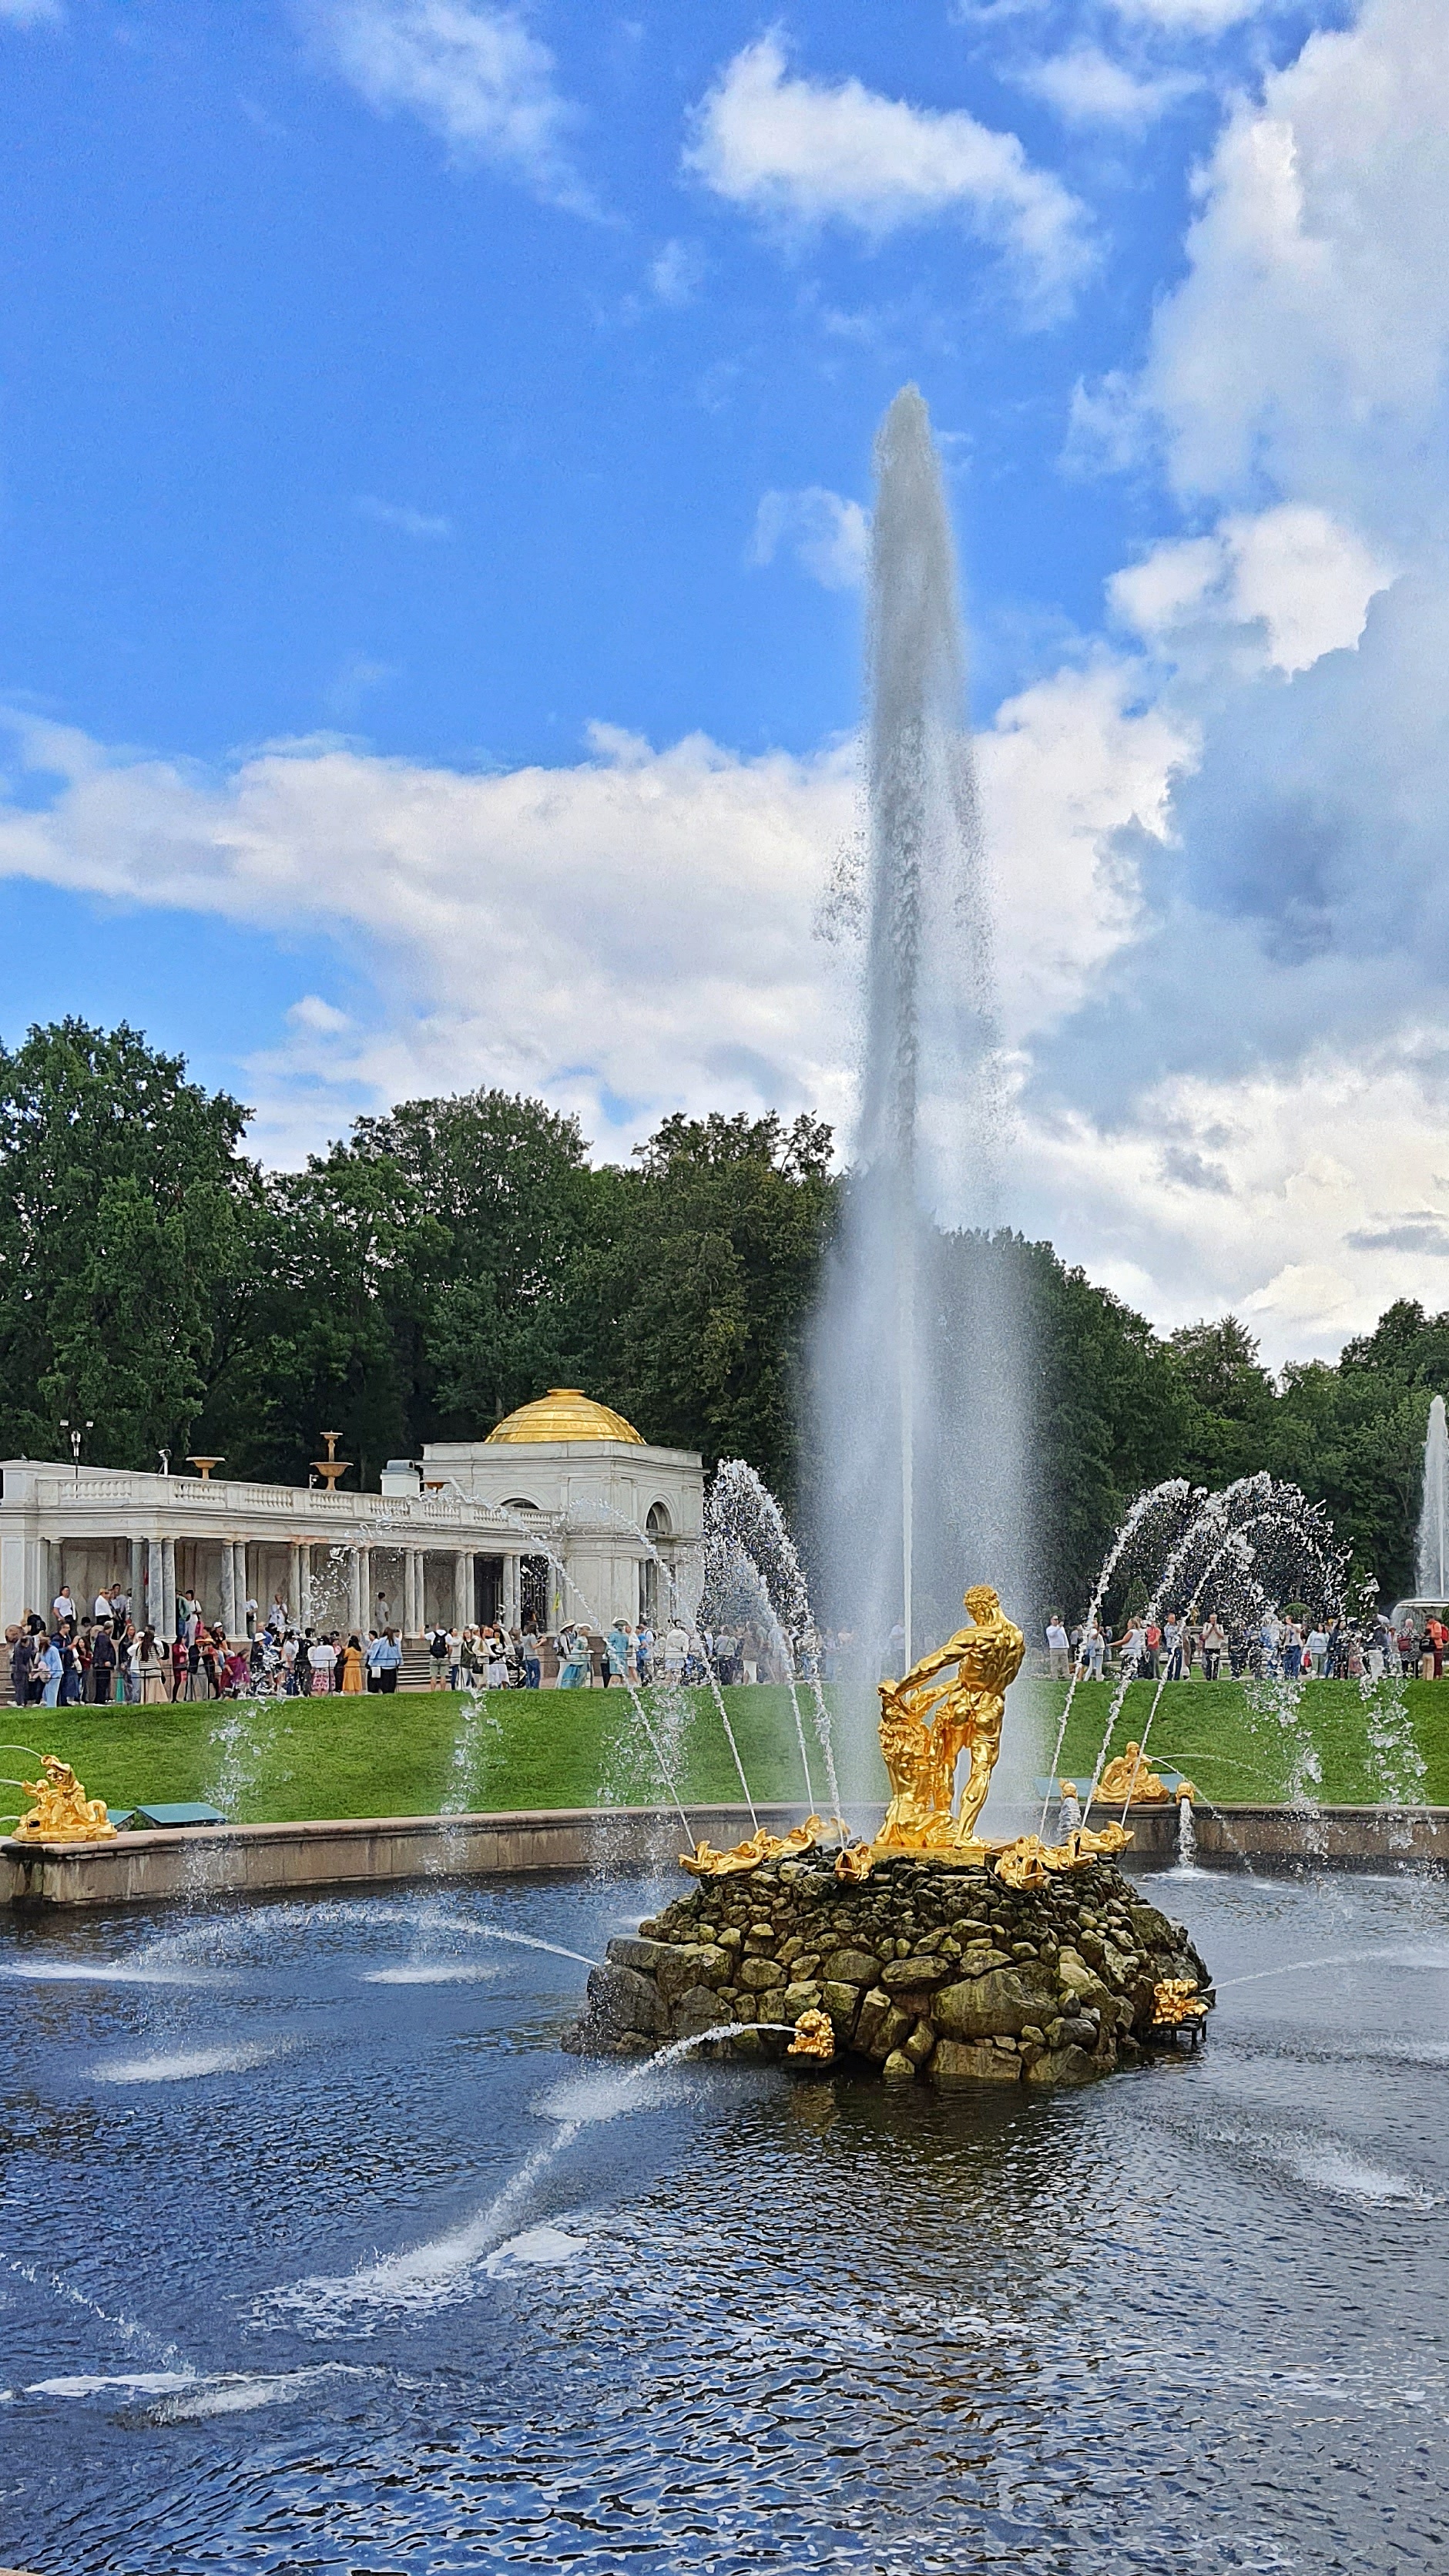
[1095,1742,1172,1805]
[12,1754,116,1843]
[874,1584,1025,1860]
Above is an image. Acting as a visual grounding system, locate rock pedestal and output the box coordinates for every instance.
[562,1851,1212,2088]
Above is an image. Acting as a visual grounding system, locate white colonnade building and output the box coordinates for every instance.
[0,1390,703,1641]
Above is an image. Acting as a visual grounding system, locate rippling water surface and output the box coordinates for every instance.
[2,1864,1447,2572]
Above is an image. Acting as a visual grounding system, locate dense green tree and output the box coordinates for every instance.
[1168,1315,1280,1488]
[0,1019,249,1467]
[1028,1244,1192,1616]
[5,1016,1449,1615]
[573,1112,837,1505]
[196,1145,449,1489]
[1272,1301,1449,1599]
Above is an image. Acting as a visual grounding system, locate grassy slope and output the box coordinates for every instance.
[0,1685,818,1827]
[4,1676,1446,1829]
[1043,1677,1441,1810]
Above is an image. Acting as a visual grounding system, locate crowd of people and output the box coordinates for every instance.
[4,1585,783,1706]
[1043,1605,1437,1682]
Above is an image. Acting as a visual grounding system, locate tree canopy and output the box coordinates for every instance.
[0,1017,1443,1611]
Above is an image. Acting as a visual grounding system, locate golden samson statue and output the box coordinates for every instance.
[677,1580,1132,1885]
[875,1584,1025,1860]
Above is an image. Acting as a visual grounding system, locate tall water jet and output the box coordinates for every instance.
[813,385,1029,1804]
[1416,1394,1448,1598]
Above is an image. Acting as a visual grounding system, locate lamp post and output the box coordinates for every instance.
[59,1417,93,1494]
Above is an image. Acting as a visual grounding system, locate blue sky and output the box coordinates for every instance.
[2,0,1445,1363]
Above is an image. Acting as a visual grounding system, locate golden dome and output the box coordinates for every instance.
[485,1389,644,1446]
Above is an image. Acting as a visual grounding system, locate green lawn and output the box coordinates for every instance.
[3,1674,1445,1829]
[0,1685,823,1827]
[1045,1676,1443,1810]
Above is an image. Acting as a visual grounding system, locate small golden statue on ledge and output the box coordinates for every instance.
[1094,1744,1196,1808]
[11,1754,116,1843]
[874,1585,1025,1861]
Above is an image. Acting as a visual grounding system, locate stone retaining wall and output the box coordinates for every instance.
[3,1801,1445,1910]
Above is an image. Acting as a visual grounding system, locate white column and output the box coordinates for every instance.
[287,1542,301,1628]
[161,1536,176,1640]
[146,1536,163,1632]
[232,1542,247,1630]
[220,1541,236,1637]
[454,1551,471,1625]
[404,1548,423,1636]
[356,1543,371,1631]
[299,1545,314,1630]
[500,1553,518,1627]
[129,1538,145,1621]
[348,1546,364,1633]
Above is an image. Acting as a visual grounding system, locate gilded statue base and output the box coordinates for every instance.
[10,1756,116,1843]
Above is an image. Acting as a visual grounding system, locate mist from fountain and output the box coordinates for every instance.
[1416,1394,1449,1598]
[812,385,1028,1806]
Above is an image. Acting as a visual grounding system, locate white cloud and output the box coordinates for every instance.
[1136,0,1449,512]
[1224,505,1394,674]
[978,657,1194,1041]
[748,486,871,591]
[313,0,589,210]
[0,716,859,1166]
[686,34,1091,310]
[1019,1042,1449,1365]
[1018,46,1197,129]
[0,0,64,24]
[649,238,705,306]
[287,994,353,1035]
[1104,0,1280,23]
[1109,505,1394,673]
[355,495,453,538]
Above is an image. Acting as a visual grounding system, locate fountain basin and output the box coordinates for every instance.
[564,1852,1212,2088]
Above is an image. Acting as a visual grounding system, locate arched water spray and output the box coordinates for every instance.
[1038,1478,1189,1831]
[1079,1474,1343,1827]
[706,1461,844,1825]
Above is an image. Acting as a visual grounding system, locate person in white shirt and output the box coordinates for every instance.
[662,1623,688,1680]
[307,1635,336,1694]
[93,1590,112,1622]
[52,1586,75,1627]
[1201,1615,1226,1682]
[244,1594,258,1639]
[1305,1625,1330,1679]
[1082,1620,1106,1681]
[1045,1617,1070,1681]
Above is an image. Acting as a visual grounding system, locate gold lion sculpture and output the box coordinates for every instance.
[12,1754,116,1843]
[874,1585,1025,1860]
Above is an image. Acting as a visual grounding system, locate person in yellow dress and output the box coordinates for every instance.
[339,1633,364,1694]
